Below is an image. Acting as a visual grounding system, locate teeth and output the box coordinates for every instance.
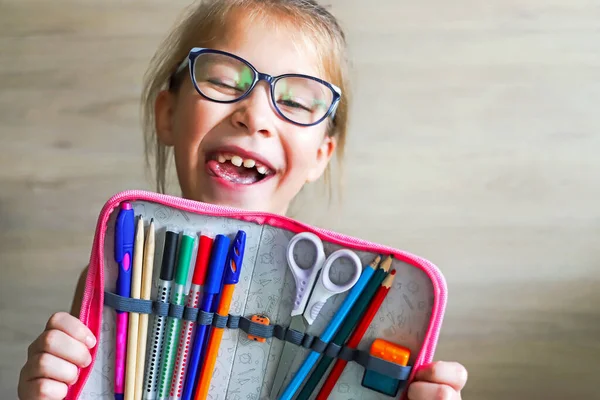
[231,155,243,167]
[215,152,270,174]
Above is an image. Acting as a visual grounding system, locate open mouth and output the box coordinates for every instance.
[206,151,275,185]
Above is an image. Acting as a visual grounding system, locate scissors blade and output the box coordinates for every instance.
[269,316,307,399]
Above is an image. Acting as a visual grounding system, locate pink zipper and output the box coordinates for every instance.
[67,190,447,400]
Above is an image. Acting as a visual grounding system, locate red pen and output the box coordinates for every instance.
[170,234,214,400]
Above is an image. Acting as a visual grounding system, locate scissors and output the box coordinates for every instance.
[269,232,363,399]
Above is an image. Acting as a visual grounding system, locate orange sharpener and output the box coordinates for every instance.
[371,338,410,366]
[361,339,411,397]
[248,314,270,343]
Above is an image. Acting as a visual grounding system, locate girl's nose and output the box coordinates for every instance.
[230,82,276,137]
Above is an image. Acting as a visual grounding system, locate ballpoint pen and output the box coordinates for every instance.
[193,231,246,400]
[181,234,230,400]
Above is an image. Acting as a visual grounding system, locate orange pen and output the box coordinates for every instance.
[193,230,246,400]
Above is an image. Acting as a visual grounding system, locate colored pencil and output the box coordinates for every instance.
[278,258,378,400]
[134,219,154,400]
[296,255,392,400]
[316,270,397,400]
[124,216,145,400]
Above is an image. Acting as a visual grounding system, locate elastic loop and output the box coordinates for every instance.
[183,307,199,321]
[153,302,169,317]
[198,310,214,326]
[301,334,315,349]
[213,314,228,328]
[103,291,153,314]
[168,304,184,319]
[285,329,304,346]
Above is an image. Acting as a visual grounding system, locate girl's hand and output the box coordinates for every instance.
[408,361,468,400]
[18,312,96,400]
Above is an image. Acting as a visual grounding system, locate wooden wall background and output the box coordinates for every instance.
[1,0,599,398]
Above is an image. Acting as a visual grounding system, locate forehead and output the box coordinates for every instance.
[208,7,326,80]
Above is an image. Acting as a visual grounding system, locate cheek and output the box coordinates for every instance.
[172,99,207,145]
[171,94,227,153]
[283,128,327,175]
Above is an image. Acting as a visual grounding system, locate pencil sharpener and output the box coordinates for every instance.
[248,314,270,343]
[361,339,411,397]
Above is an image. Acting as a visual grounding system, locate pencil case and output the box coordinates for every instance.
[67,190,447,400]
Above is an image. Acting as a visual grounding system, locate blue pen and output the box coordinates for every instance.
[114,202,135,400]
[278,261,377,400]
[181,234,230,400]
[194,230,246,400]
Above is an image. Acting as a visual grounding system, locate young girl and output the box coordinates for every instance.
[18,1,467,399]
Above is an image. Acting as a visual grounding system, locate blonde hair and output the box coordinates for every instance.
[142,0,351,197]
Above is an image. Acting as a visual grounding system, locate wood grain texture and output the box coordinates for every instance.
[1,0,599,398]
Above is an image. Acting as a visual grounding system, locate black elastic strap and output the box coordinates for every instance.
[324,342,342,358]
[310,338,328,353]
[183,306,199,321]
[168,304,184,319]
[102,291,412,381]
[227,315,241,329]
[238,317,276,339]
[301,334,315,349]
[198,310,214,326]
[284,329,304,346]
[213,314,228,328]
[337,346,356,362]
[104,291,153,314]
[153,302,169,317]
[355,352,413,381]
[273,325,287,341]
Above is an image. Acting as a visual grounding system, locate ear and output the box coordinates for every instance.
[155,90,176,146]
[306,134,337,183]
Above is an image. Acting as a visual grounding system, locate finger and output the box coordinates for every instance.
[45,311,96,348]
[21,352,79,384]
[415,361,468,391]
[408,381,459,400]
[18,378,68,400]
[28,329,92,368]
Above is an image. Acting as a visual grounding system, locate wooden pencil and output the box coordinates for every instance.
[124,216,144,400]
[134,219,154,400]
[316,269,397,400]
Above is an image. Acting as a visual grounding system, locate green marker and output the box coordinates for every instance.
[157,231,196,399]
[296,255,393,400]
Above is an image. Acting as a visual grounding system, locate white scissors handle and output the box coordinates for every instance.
[286,232,326,316]
[303,249,362,325]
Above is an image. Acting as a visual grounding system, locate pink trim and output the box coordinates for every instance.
[66,190,447,400]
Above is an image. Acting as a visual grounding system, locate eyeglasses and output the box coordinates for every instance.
[172,47,342,126]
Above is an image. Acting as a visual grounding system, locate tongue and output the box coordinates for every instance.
[207,160,262,184]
